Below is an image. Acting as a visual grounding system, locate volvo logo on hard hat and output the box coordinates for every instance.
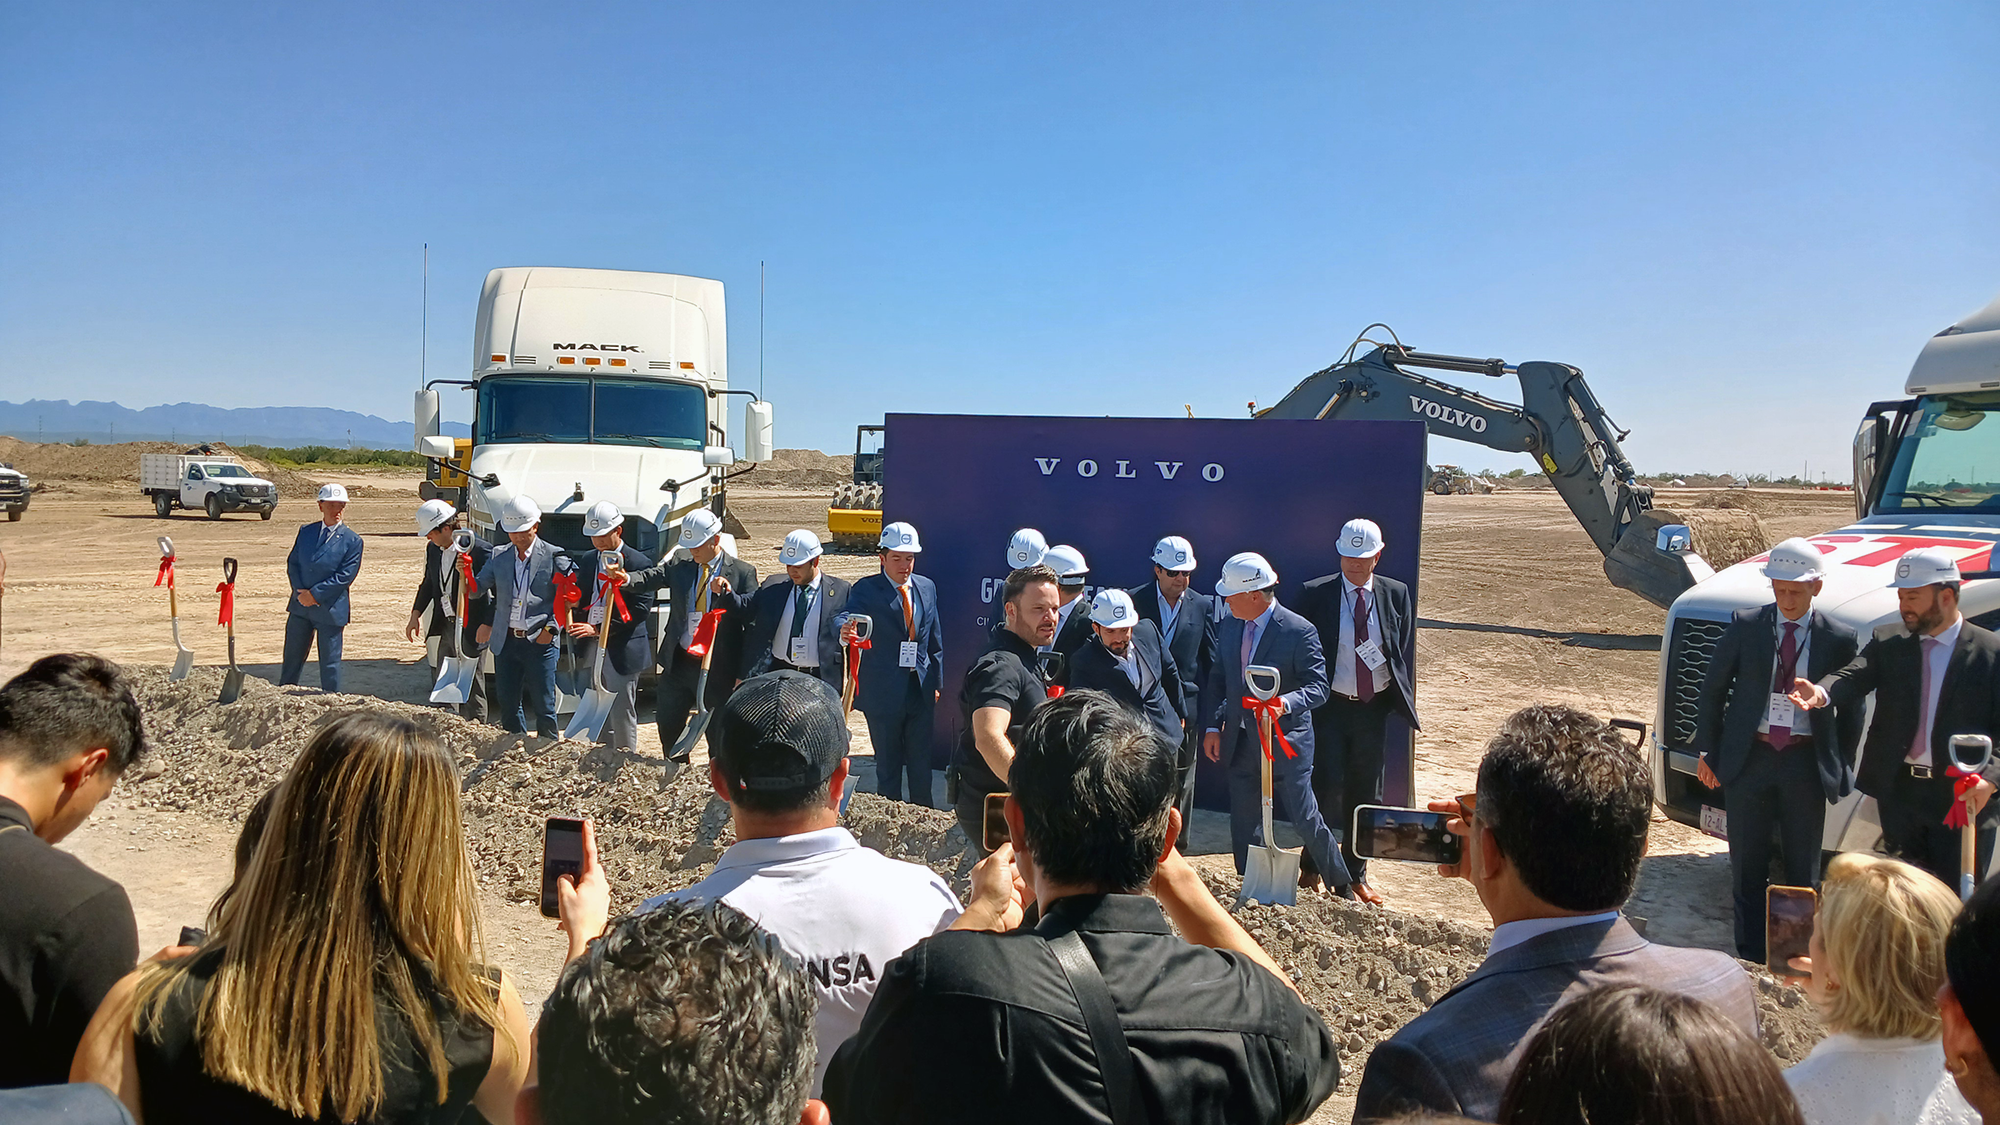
[1033,458,1225,482]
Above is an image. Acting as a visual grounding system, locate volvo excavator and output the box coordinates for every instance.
[1256,327,1707,610]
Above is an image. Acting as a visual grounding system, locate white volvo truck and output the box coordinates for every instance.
[414,266,774,685]
[1653,289,2000,855]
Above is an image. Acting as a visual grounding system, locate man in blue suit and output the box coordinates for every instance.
[843,522,944,806]
[1129,535,1216,827]
[475,495,576,738]
[1067,588,1183,752]
[281,483,364,693]
[1201,552,1354,895]
[563,501,657,751]
[741,530,853,696]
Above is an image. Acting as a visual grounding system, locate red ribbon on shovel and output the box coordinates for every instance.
[456,551,478,597]
[845,632,872,701]
[1242,696,1297,759]
[155,555,175,588]
[596,570,632,624]
[686,608,728,658]
[1946,763,1984,829]
[551,570,583,627]
[215,579,234,626]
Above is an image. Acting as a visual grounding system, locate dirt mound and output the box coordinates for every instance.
[120,664,1820,1092]
[0,437,325,498]
[1660,506,1773,570]
[743,448,853,491]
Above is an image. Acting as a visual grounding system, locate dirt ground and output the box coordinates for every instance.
[0,457,1862,1121]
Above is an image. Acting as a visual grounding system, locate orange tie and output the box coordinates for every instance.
[901,584,915,638]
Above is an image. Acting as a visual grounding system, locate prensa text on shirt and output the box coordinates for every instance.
[1034,458,1226,482]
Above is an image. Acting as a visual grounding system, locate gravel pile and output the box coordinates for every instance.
[122,665,1821,1093]
[740,448,852,490]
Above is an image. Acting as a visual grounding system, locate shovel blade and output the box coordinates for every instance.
[564,689,614,742]
[431,656,476,705]
[219,668,244,704]
[1236,845,1301,909]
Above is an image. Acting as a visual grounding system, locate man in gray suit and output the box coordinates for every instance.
[1354,703,1757,1122]
[475,495,576,738]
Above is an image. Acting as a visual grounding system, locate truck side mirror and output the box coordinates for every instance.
[414,389,441,452]
[743,400,774,464]
[703,445,735,467]
[420,435,456,460]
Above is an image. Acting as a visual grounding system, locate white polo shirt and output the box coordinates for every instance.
[641,826,962,1094]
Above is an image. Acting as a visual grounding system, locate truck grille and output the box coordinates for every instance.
[0,481,27,500]
[1662,616,1729,749]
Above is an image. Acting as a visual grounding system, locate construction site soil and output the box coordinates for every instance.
[0,442,1860,1119]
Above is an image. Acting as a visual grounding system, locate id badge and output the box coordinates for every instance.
[790,637,810,665]
[1356,639,1388,671]
[588,602,606,627]
[1766,693,1795,728]
[899,640,919,668]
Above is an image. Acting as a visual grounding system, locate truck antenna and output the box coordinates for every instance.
[421,243,429,388]
[759,259,766,399]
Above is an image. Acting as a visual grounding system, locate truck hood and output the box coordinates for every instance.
[464,443,710,529]
[1671,513,2000,633]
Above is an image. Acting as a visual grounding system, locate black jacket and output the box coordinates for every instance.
[624,551,757,671]
[741,572,855,693]
[823,894,1338,1125]
[1128,582,1215,723]
[0,797,140,1088]
[1297,572,1420,728]
[1694,604,1862,800]
[573,544,658,678]
[1068,625,1184,751]
[411,538,494,647]
[1047,593,1095,687]
[1821,619,2000,809]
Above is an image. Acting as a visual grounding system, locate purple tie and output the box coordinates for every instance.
[1354,590,1375,703]
[1240,620,1256,674]
[1768,622,1799,745]
[1910,636,1939,765]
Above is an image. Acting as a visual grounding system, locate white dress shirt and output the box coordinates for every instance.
[1330,576,1386,699]
[1157,584,1181,641]
[1486,910,1622,957]
[1910,615,1964,767]
[774,573,826,667]
[682,556,718,648]
[510,546,534,631]
[1759,609,1813,735]
[436,547,459,620]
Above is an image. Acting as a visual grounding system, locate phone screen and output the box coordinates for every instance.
[982,792,1010,853]
[541,817,586,919]
[1352,805,1462,866]
[1766,884,1817,977]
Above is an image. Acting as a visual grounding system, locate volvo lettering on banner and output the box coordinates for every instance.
[883,414,1426,811]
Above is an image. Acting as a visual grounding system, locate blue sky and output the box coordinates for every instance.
[2,2,1995,476]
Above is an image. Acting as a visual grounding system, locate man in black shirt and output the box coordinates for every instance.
[825,691,1338,1124]
[952,564,1062,851]
[0,654,146,1088]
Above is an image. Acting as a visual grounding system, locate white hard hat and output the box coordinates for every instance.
[1045,544,1089,585]
[1089,588,1137,627]
[1337,518,1385,559]
[414,499,455,536]
[1216,552,1279,596]
[779,529,824,567]
[879,521,922,552]
[1007,528,1048,569]
[1892,547,1963,589]
[582,501,625,539]
[499,494,542,533]
[1763,537,1827,583]
[678,508,723,548]
[317,483,349,503]
[1151,535,1196,572]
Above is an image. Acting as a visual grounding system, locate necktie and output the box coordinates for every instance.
[1910,636,1940,765]
[1354,590,1376,703]
[901,584,915,638]
[1240,619,1257,674]
[1769,622,1800,745]
[790,582,814,639]
[696,561,711,616]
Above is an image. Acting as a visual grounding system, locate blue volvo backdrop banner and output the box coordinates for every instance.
[882,414,1427,812]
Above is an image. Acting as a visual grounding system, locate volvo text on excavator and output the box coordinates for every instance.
[1256,327,1706,609]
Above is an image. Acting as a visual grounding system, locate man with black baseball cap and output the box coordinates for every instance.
[640,671,1018,1095]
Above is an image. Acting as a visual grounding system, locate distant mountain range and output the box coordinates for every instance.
[0,399,469,448]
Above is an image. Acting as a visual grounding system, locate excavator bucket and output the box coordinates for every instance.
[1603,511,1718,611]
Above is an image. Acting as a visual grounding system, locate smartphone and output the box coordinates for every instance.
[541,816,586,919]
[982,792,1010,853]
[1766,884,1817,978]
[1352,804,1462,866]
[178,926,207,947]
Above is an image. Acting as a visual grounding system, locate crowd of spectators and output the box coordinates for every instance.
[10,650,2000,1125]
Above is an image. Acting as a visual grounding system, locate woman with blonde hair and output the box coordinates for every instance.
[1783,852,1966,1125]
[72,712,530,1123]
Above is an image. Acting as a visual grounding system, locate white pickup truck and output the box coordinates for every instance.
[0,463,28,522]
[140,450,279,520]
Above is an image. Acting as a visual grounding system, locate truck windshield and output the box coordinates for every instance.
[1879,392,2000,512]
[478,377,706,449]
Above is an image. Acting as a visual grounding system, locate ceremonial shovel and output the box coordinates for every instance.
[1237,664,1301,908]
[664,607,730,785]
[1951,734,1994,901]
[218,558,244,703]
[564,611,616,743]
[432,531,480,705]
[158,537,193,681]
[840,614,873,714]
